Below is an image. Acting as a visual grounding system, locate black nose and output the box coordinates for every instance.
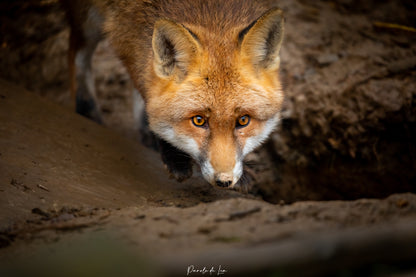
[216,180,232,188]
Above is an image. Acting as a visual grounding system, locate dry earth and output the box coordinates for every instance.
[0,0,416,276]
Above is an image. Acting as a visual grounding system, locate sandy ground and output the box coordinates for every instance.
[0,0,416,276]
[1,81,416,276]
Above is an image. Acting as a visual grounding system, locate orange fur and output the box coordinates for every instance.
[66,0,285,188]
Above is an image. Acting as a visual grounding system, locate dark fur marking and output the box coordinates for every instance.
[159,139,193,182]
[238,19,258,43]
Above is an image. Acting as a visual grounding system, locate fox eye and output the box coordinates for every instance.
[192,115,206,127]
[236,115,250,128]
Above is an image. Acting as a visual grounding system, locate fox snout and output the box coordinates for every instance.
[215,173,233,188]
[200,139,244,188]
[201,159,243,189]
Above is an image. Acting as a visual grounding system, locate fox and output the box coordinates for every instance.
[61,0,285,190]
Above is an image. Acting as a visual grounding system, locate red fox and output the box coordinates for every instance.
[61,0,285,190]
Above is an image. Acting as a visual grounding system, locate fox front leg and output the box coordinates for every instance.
[158,139,194,182]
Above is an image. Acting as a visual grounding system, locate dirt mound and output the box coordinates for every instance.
[259,0,416,202]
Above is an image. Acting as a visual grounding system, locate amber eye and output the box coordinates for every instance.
[236,115,250,128]
[192,115,206,127]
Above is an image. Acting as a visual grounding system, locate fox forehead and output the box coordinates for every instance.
[148,59,283,121]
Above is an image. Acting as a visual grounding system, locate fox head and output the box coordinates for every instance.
[146,8,284,188]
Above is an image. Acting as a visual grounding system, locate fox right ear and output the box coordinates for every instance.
[240,8,284,72]
[152,19,199,80]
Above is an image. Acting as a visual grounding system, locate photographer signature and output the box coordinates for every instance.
[187,265,227,275]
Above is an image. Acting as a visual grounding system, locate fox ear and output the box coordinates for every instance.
[152,19,199,80]
[240,8,284,72]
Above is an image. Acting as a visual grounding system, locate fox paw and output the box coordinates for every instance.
[164,162,193,182]
[159,139,193,182]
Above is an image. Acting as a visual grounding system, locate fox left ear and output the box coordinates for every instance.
[240,8,284,72]
[152,19,200,80]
